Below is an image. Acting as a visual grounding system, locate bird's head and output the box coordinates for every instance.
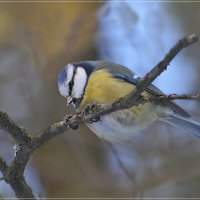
[57,62,94,109]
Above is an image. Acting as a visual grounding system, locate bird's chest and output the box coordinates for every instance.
[79,70,136,107]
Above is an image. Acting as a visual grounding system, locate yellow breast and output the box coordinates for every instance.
[80,69,135,108]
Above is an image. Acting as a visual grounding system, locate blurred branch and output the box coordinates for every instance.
[132,158,200,195]
[0,34,198,199]
[107,143,136,184]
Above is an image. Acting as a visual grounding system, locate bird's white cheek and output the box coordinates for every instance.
[72,67,87,99]
[58,84,69,98]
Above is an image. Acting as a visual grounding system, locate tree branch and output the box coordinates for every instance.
[138,94,200,105]
[0,34,198,199]
[0,157,8,175]
[0,111,32,147]
[0,155,35,199]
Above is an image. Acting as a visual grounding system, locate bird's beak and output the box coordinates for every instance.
[67,96,73,106]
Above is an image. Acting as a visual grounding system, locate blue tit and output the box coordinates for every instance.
[57,60,200,142]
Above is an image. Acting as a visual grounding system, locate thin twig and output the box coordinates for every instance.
[139,94,200,105]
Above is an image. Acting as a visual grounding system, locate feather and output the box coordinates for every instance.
[113,73,190,118]
[162,114,200,139]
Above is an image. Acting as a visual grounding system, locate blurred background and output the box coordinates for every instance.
[0,1,200,198]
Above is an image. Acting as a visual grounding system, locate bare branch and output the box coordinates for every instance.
[0,111,32,147]
[0,157,8,174]
[8,178,35,199]
[31,121,66,150]
[0,150,35,199]
[0,34,198,199]
[0,113,35,198]
[107,143,136,184]
[139,94,200,105]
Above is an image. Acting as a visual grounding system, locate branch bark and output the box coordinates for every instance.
[0,157,8,175]
[0,112,32,146]
[138,94,200,105]
[0,34,198,199]
[0,153,35,199]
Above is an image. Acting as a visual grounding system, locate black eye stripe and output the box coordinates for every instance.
[68,66,77,96]
[69,80,74,89]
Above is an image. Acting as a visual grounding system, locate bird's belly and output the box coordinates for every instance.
[86,114,140,142]
[86,106,170,142]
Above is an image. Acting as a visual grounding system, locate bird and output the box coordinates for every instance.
[57,60,200,142]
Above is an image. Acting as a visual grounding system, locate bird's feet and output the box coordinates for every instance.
[63,114,78,130]
[83,103,101,124]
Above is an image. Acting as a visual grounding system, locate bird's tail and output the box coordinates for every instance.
[161,114,200,139]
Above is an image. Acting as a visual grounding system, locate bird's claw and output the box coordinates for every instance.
[88,116,100,124]
[13,144,21,156]
[83,104,101,123]
[84,103,98,114]
[63,115,78,130]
